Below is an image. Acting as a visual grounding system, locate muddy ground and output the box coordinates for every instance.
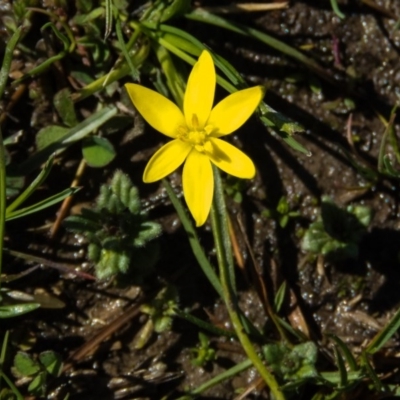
[2,1,400,399]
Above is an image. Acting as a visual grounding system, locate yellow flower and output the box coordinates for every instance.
[125,50,264,226]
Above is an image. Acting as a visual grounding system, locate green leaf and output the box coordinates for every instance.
[6,176,25,198]
[76,0,93,13]
[39,351,62,377]
[53,88,78,127]
[274,282,287,313]
[302,197,372,260]
[13,106,118,174]
[0,387,17,400]
[82,136,116,167]
[262,342,318,381]
[13,352,40,376]
[0,303,40,318]
[35,125,69,151]
[27,371,46,396]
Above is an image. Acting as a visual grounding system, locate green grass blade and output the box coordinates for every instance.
[328,334,358,371]
[366,306,400,354]
[333,345,348,388]
[0,128,6,290]
[6,187,80,221]
[104,0,113,39]
[73,39,148,101]
[361,352,384,391]
[0,331,8,366]
[115,17,139,80]
[211,167,236,294]
[274,282,286,313]
[163,179,223,297]
[0,27,22,100]
[173,308,235,338]
[12,23,70,85]
[0,303,40,318]
[187,358,252,397]
[6,154,55,214]
[0,330,9,393]
[330,0,346,19]
[154,43,185,108]
[321,370,363,385]
[0,371,24,399]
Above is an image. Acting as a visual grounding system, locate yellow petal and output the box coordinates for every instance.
[208,86,265,136]
[143,140,191,182]
[125,83,185,138]
[183,150,213,226]
[207,138,255,179]
[184,50,215,129]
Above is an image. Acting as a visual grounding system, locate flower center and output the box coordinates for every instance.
[178,113,215,153]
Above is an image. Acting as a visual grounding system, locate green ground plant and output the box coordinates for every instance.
[64,170,161,280]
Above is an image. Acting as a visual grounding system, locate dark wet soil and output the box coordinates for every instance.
[3,1,400,399]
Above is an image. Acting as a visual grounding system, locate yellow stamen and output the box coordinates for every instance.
[191,113,199,129]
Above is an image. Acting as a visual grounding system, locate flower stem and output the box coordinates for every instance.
[210,166,285,400]
[0,127,5,290]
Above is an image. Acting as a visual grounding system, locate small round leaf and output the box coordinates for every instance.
[82,136,116,167]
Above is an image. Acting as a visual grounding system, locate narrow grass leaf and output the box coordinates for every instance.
[163,179,223,297]
[0,371,24,400]
[186,358,252,397]
[0,27,21,99]
[328,334,358,371]
[0,303,40,318]
[321,370,363,385]
[6,154,55,214]
[0,331,8,367]
[366,305,400,354]
[154,43,185,108]
[12,23,70,85]
[0,128,5,287]
[173,308,235,337]
[377,109,397,173]
[73,40,148,102]
[330,0,346,19]
[361,352,384,391]
[6,187,80,221]
[333,345,348,388]
[274,281,286,313]
[211,167,236,294]
[115,17,139,80]
[104,0,113,39]
[277,316,308,341]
